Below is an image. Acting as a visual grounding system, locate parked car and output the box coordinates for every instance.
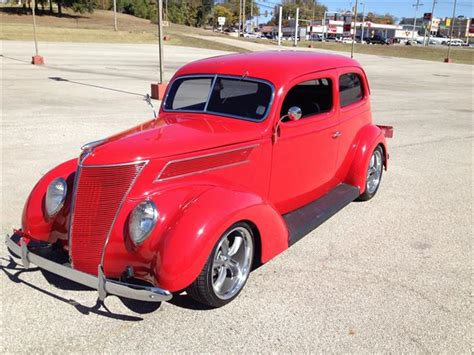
[366,35,390,45]
[446,39,464,46]
[243,32,261,39]
[6,52,392,309]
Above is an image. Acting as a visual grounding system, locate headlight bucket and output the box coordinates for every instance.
[129,200,158,245]
[45,177,67,218]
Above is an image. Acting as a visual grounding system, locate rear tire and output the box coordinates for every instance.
[187,222,254,308]
[357,145,384,201]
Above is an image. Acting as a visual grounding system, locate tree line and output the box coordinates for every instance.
[19,0,395,27]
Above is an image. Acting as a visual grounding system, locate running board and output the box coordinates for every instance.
[283,183,360,246]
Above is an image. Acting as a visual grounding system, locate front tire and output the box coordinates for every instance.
[357,145,384,201]
[187,222,254,308]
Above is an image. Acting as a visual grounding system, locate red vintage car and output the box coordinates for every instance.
[6,51,392,308]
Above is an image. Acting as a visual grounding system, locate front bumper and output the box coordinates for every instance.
[5,234,172,303]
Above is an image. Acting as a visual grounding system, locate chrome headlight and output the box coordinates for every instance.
[45,177,67,218]
[129,200,158,245]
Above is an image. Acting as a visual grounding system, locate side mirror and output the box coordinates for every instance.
[287,106,302,121]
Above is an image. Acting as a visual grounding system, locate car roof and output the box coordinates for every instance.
[174,51,362,87]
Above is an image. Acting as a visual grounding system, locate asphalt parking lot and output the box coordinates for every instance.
[1,41,472,352]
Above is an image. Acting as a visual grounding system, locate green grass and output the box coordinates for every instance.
[0,9,248,53]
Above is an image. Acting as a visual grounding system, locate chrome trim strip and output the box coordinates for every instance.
[67,162,81,265]
[78,160,150,168]
[158,160,251,182]
[6,234,172,303]
[99,161,148,266]
[155,144,259,182]
[203,75,218,112]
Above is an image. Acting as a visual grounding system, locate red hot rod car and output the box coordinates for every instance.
[6,51,392,308]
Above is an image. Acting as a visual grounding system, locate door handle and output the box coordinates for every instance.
[332,131,342,139]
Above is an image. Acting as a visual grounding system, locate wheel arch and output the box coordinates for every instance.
[153,186,288,292]
[344,124,388,194]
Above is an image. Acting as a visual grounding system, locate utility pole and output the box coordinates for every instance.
[426,0,437,46]
[113,0,117,31]
[360,2,365,41]
[250,0,253,32]
[32,0,39,56]
[238,0,242,37]
[30,0,43,64]
[278,6,282,46]
[150,0,167,100]
[351,0,358,58]
[243,0,246,33]
[445,0,457,62]
[294,8,299,47]
[412,0,424,40]
[322,11,327,41]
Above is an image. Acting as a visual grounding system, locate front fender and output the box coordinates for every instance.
[21,158,77,242]
[155,186,288,292]
[345,124,388,193]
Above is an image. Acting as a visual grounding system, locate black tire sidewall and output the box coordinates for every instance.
[203,222,255,307]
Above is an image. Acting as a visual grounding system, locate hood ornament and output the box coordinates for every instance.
[80,138,106,164]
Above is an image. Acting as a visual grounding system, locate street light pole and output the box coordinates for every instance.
[426,0,437,46]
[351,0,358,58]
[412,0,423,40]
[445,0,457,62]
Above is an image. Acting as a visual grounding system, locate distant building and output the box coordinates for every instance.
[438,17,472,39]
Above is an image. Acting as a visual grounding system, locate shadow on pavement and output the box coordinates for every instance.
[49,76,146,97]
[0,255,161,320]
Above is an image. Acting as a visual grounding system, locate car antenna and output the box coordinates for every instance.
[241,70,249,80]
[144,94,158,119]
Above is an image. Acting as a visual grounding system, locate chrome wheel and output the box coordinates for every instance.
[366,149,383,194]
[211,226,254,300]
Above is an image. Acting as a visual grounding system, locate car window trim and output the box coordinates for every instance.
[338,72,366,109]
[162,74,275,122]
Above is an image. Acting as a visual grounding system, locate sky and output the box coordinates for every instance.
[255,0,473,23]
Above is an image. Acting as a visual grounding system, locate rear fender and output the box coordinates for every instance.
[345,125,388,194]
[154,186,288,292]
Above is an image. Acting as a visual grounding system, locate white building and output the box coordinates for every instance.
[308,21,413,40]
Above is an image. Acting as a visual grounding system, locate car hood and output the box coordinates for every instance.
[82,114,266,166]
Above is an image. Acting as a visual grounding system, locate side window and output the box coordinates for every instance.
[280,78,333,119]
[339,73,364,107]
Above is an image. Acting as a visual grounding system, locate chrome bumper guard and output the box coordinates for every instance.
[5,234,172,303]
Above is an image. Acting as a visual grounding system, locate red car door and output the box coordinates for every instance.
[269,70,340,214]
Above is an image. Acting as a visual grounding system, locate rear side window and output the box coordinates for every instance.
[339,73,364,107]
[165,77,212,111]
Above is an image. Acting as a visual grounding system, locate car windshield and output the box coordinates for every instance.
[163,75,273,121]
